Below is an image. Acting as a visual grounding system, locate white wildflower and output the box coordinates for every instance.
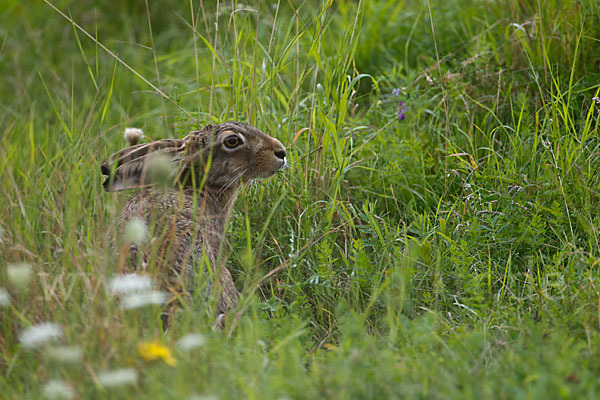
[7,262,32,290]
[123,218,148,245]
[97,368,138,388]
[42,379,75,400]
[176,333,206,350]
[122,291,167,309]
[0,288,10,306]
[124,127,144,146]
[20,322,63,348]
[46,345,83,363]
[109,274,152,295]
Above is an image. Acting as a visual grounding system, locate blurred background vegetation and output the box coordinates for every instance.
[2,0,600,398]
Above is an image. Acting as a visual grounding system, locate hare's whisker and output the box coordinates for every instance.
[220,166,253,206]
[216,167,248,200]
[221,168,245,193]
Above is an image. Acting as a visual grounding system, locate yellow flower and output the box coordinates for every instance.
[137,341,177,366]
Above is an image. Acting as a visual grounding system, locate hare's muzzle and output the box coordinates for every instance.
[274,149,286,169]
[274,149,286,160]
[272,140,287,170]
[244,133,287,179]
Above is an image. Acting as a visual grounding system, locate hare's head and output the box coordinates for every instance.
[101,122,286,192]
[191,122,286,188]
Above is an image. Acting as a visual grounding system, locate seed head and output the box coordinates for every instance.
[124,128,144,146]
[7,262,32,291]
[123,218,148,245]
[147,154,176,188]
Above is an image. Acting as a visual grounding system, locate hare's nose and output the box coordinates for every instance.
[274,150,286,160]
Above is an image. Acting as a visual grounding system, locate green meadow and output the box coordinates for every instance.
[2,0,600,398]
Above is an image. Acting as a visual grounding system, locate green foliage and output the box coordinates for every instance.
[2,0,600,398]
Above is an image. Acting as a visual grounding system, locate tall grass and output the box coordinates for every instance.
[1,0,600,398]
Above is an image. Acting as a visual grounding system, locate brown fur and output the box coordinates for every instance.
[102,122,286,317]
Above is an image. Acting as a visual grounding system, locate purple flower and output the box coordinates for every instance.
[397,101,408,120]
[391,88,400,96]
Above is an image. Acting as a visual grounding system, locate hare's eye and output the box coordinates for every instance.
[223,135,243,149]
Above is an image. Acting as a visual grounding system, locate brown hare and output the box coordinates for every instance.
[101,122,286,319]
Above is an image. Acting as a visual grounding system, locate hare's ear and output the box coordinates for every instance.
[101,139,185,192]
